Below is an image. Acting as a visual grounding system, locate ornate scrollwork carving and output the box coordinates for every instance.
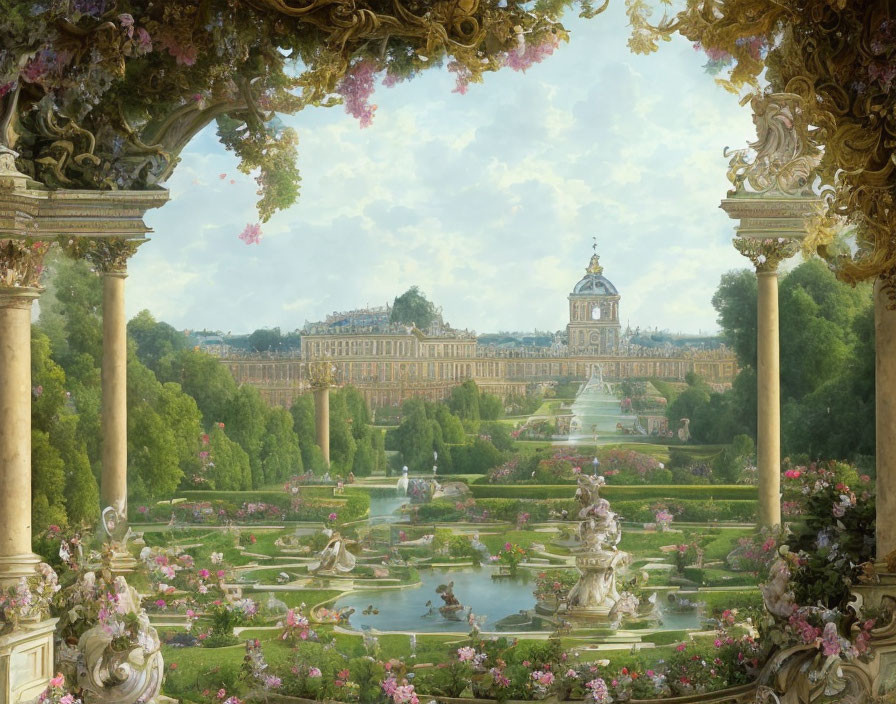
[69,575,164,704]
[0,238,52,289]
[62,237,142,275]
[733,237,800,273]
[725,93,823,198]
[307,359,337,389]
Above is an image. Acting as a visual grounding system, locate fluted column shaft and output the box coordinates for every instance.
[756,270,782,528]
[314,386,331,467]
[730,237,799,529]
[0,288,42,583]
[101,271,128,518]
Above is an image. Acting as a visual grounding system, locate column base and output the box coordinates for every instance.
[108,549,138,576]
[0,554,42,588]
[0,617,58,704]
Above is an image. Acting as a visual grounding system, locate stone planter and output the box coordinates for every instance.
[254,681,759,704]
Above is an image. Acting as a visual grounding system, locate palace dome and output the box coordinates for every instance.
[571,254,618,296]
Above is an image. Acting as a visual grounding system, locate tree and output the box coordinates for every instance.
[390,287,438,329]
[53,415,100,527]
[448,380,481,423]
[712,270,758,368]
[290,395,327,474]
[248,327,282,353]
[393,398,435,472]
[479,393,504,421]
[698,260,872,459]
[31,430,68,537]
[452,437,504,475]
[434,405,466,444]
[328,391,357,475]
[128,309,188,373]
[262,408,303,484]
[207,427,252,491]
[158,349,239,426]
[481,422,515,452]
[222,386,269,487]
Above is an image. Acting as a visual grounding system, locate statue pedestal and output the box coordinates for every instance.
[565,550,629,623]
[108,549,138,576]
[0,617,58,704]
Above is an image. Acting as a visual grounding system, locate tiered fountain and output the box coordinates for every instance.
[565,473,632,621]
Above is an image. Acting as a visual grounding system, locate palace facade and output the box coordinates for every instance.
[220,251,738,408]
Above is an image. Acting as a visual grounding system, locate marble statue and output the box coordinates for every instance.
[566,474,631,618]
[396,466,409,495]
[436,581,464,620]
[309,530,356,575]
[677,418,691,443]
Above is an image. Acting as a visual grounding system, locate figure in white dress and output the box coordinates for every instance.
[396,466,409,495]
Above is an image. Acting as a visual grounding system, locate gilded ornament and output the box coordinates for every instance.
[732,237,800,273]
[62,237,143,275]
[0,238,52,289]
[307,359,337,389]
[724,93,822,198]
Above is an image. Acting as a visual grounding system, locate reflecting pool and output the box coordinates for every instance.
[334,566,705,634]
[336,567,534,632]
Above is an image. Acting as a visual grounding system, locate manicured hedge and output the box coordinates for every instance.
[414,497,758,524]
[469,484,757,501]
[165,489,370,523]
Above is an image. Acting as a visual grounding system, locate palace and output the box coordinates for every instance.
[221,250,738,408]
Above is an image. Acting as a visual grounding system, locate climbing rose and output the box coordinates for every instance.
[239,223,262,245]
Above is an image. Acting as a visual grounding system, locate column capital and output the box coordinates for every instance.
[63,236,144,275]
[733,236,800,273]
[0,237,51,292]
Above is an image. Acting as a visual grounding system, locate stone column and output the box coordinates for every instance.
[876,273,896,559]
[308,361,335,468]
[720,93,824,529]
[69,238,141,563]
[0,168,46,586]
[0,285,42,583]
[101,269,128,518]
[314,386,331,467]
[756,268,780,528]
[730,237,799,528]
[0,176,59,704]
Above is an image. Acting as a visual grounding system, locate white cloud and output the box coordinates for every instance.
[135,2,756,336]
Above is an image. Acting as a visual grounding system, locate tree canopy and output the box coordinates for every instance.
[0,0,601,220]
[681,259,873,460]
[390,286,439,329]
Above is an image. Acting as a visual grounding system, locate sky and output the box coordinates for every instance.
[133,1,758,337]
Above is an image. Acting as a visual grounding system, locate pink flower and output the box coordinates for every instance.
[328,512,338,521]
[49,673,65,688]
[821,622,841,656]
[199,569,210,578]
[239,223,262,245]
[135,28,152,53]
[336,59,379,128]
[676,643,687,652]
[155,599,166,609]
[217,569,226,579]
[308,667,322,678]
